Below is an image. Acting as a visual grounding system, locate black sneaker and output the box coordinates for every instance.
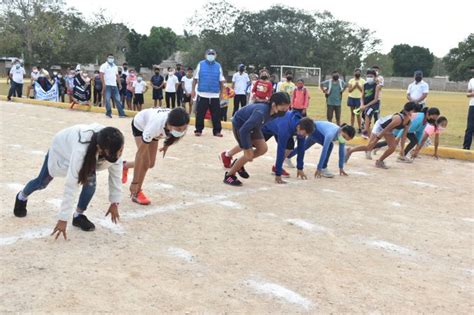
[223,172,243,186]
[231,160,250,179]
[14,192,28,217]
[72,214,96,231]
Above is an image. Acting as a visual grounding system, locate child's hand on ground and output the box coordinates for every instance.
[314,170,322,178]
[106,203,120,224]
[51,220,67,240]
[339,169,348,176]
[275,176,287,184]
[297,170,307,180]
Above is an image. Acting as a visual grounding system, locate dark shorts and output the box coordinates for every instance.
[363,101,380,118]
[183,94,191,103]
[232,125,264,149]
[347,97,361,107]
[131,120,158,141]
[134,94,144,105]
[126,90,133,99]
[263,133,296,150]
[153,89,163,100]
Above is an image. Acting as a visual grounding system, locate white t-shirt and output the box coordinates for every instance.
[10,66,26,84]
[194,62,225,98]
[165,74,179,93]
[31,71,40,81]
[181,76,194,94]
[133,80,147,94]
[99,62,118,86]
[407,80,429,103]
[133,108,170,143]
[232,72,250,95]
[468,78,474,106]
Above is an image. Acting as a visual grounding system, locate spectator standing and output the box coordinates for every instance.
[151,67,164,108]
[93,70,103,106]
[164,67,179,109]
[231,64,250,116]
[7,59,25,101]
[347,68,365,132]
[291,79,310,116]
[463,65,474,150]
[99,53,127,118]
[407,70,429,110]
[181,67,194,114]
[320,70,347,125]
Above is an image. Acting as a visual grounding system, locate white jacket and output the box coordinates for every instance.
[47,123,122,221]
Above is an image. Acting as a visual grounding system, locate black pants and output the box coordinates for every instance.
[93,87,102,106]
[165,92,176,108]
[327,105,341,123]
[233,94,247,116]
[463,106,474,150]
[176,87,183,107]
[8,81,23,100]
[374,132,417,156]
[195,97,222,135]
[221,106,228,121]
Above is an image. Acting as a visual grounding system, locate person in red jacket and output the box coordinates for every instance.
[251,69,273,103]
[291,79,310,116]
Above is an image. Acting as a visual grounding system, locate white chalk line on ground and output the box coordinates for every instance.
[410,180,437,188]
[152,182,175,190]
[364,240,415,256]
[321,188,339,194]
[390,201,402,207]
[46,198,62,208]
[286,219,328,233]
[218,200,244,209]
[349,170,371,176]
[0,228,51,246]
[5,182,24,191]
[246,279,314,310]
[461,218,474,223]
[167,246,195,263]
[96,218,126,235]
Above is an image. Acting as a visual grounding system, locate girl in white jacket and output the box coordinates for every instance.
[13,124,124,240]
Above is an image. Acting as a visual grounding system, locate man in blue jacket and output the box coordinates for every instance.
[192,49,226,137]
[262,111,314,184]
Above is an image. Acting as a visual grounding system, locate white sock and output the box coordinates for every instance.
[73,211,83,218]
[225,151,231,157]
[18,191,28,201]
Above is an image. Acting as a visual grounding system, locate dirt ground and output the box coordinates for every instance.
[0,101,473,314]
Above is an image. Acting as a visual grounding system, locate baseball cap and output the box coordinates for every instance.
[414,70,423,76]
[206,48,216,55]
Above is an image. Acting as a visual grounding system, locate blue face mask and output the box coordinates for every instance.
[206,54,216,62]
[107,57,114,64]
[15,64,20,69]
[170,129,186,137]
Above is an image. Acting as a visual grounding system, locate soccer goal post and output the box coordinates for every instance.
[270,65,322,86]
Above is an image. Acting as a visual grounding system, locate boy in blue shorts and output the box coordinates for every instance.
[347,68,365,133]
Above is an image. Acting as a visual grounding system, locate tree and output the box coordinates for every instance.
[186,0,241,35]
[431,56,447,77]
[363,52,394,76]
[443,34,474,81]
[390,44,434,77]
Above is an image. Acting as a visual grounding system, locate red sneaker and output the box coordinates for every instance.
[132,190,151,205]
[122,161,128,184]
[220,151,232,168]
[272,165,290,178]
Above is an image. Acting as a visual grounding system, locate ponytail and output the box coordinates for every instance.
[402,102,416,113]
[78,132,99,185]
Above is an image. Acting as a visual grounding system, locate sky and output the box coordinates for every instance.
[66,0,473,57]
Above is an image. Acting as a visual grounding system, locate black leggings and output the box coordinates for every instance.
[374,132,417,156]
[165,92,176,108]
[233,94,247,116]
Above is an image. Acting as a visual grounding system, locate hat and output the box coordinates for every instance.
[414,70,423,77]
[238,64,245,68]
[206,48,216,54]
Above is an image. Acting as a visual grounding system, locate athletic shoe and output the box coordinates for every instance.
[361,131,369,139]
[375,160,389,169]
[357,128,362,134]
[122,161,128,184]
[271,165,290,178]
[223,172,243,186]
[106,114,112,118]
[285,158,296,169]
[13,192,28,217]
[365,151,372,160]
[321,168,335,178]
[72,214,95,231]
[372,147,380,155]
[131,190,151,205]
[119,115,128,118]
[231,159,250,179]
[397,156,413,163]
[194,132,202,137]
[214,133,223,138]
[220,151,233,168]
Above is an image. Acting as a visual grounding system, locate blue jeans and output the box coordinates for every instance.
[8,81,23,100]
[23,153,97,212]
[104,85,126,116]
[463,106,474,150]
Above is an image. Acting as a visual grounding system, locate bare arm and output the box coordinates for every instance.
[434,133,440,158]
[378,115,402,139]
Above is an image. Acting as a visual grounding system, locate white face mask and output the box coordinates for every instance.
[170,129,186,137]
[206,54,216,62]
[366,77,374,84]
[107,57,114,64]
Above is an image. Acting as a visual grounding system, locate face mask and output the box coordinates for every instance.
[261,75,268,80]
[337,134,346,144]
[427,118,436,124]
[239,67,244,72]
[366,77,374,84]
[415,76,422,82]
[333,75,339,80]
[57,74,62,78]
[107,57,114,64]
[137,77,143,82]
[273,110,286,118]
[169,71,174,75]
[82,72,88,78]
[355,73,361,78]
[15,64,20,69]
[155,71,160,75]
[170,129,186,137]
[104,154,118,163]
[53,71,58,76]
[123,66,128,71]
[286,76,292,81]
[206,54,216,62]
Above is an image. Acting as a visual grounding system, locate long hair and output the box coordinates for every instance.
[164,108,190,147]
[78,127,124,185]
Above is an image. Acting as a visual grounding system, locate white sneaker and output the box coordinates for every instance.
[285,158,295,169]
[365,151,372,160]
[321,168,335,178]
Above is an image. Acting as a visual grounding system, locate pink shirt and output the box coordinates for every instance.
[424,124,443,137]
[291,87,309,109]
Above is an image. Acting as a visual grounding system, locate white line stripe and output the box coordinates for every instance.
[321,188,338,194]
[286,219,328,233]
[5,183,24,191]
[167,247,195,262]
[410,180,437,188]
[46,198,62,208]
[96,219,126,235]
[246,279,313,310]
[218,200,243,209]
[0,228,51,246]
[365,240,414,256]
[461,218,474,223]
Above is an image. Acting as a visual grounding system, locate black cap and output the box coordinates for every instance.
[206,48,216,54]
[414,70,423,77]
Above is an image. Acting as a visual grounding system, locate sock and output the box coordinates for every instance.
[225,151,231,157]
[18,191,28,201]
[73,211,83,218]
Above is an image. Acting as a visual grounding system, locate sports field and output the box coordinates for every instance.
[0,80,470,148]
[0,101,472,313]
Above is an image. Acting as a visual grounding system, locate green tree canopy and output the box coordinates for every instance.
[443,34,474,82]
[390,44,434,77]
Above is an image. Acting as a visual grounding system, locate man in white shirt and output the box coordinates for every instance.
[407,70,429,109]
[231,64,250,116]
[181,67,195,114]
[164,67,179,109]
[7,59,26,101]
[463,66,474,150]
[99,53,127,118]
[192,48,225,137]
